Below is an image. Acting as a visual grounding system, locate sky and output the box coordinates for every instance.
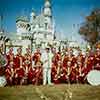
[0,0,100,41]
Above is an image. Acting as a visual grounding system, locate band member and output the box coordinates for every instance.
[32,48,41,65]
[76,53,85,83]
[23,48,32,84]
[94,48,100,70]
[29,48,42,85]
[28,65,36,84]
[70,58,78,83]
[5,62,16,85]
[52,48,62,84]
[82,52,89,83]
[66,61,72,84]
[61,52,69,82]
[51,48,56,83]
[24,48,32,70]
[35,61,43,85]
[82,51,94,83]
[14,47,24,85]
[87,51,95,73]
[76,60,83,83]
[6,47,15,67]
[56,52,64,83]
[33,48,43,85]
[41,47,53,85]
[63,51,69,69]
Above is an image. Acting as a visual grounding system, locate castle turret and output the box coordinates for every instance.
[44,0,52,17]
[30,9,36,23]
[43,0,52,30]
[16,16,29,39]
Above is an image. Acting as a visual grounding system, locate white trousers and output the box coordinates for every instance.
[43,68,51,85]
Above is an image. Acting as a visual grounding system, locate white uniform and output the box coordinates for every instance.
[41,51,53,85]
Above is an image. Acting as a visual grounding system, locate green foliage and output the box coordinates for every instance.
[79,8,100,44]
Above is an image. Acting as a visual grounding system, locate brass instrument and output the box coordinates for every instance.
[55,60,62,79]
[0,54,7,67]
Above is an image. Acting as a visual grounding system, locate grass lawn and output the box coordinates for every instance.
[0,84,100,100]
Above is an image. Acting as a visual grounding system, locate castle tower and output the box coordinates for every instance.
[43,0,52,30]
[44,0,52,17]
[30,9,36,32]
[16,16,29,39]
[30,9,36,23]
[0,15,4,35]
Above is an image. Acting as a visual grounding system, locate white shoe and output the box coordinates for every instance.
[48,83,54,85]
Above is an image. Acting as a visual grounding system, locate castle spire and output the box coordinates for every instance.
[44,0,51,8]
[44,0,52,17]
[0,15,4,33]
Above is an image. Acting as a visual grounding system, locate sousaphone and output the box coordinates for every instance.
[0,54,7,75]
[0,54,7,67]
[0,76,7,87]
[0,54,7,87]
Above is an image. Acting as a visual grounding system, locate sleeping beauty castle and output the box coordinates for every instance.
[0,0,86,54]
[16,0,54,40]
[5,0,60,53]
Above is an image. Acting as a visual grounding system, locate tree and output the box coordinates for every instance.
[79,8,100,45]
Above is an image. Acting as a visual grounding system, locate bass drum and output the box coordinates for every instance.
[0,76,7,87]
[87,70,100,86]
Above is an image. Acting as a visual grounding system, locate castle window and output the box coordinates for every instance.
[45,23,48,30]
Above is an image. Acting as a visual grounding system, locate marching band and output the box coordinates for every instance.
[0,45,100,86]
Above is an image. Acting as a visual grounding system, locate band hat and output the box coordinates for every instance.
[96,48,100,51]
[17,47,22,52]
[65,52,68,55]
[44,43,50,49]
[45,46,50,49]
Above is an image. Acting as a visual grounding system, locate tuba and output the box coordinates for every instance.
[0,54,7,76]
[0,76,7,87]
[0,54,7,67]
[0,54,7,86]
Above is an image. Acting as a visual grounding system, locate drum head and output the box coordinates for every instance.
[87,70,100,86]
[0,76,7,87]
